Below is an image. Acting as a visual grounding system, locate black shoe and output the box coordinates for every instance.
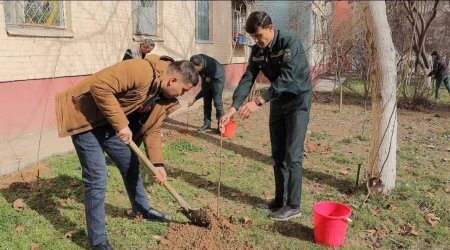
[257,200,285,211]
[143,208,171,222]
[197,124,211,132]
[92,240,113,250]
[270,205,301,221]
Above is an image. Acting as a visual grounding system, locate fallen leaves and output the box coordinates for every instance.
[399,194,409,201]
[56,198,76,209]
[31,243,39,250]
[64,230,77,239]
[397,223,419,236]
[425,213,440,227]
[124,209,133,217]
[134,214,144,222]
[372,208,382,217]
[15,224,24,233]
[239,217,252,225]
[385,204,396,211]
[366,228,387,243]
[339,167,351,176]
[68,180,78,187]
[425,144,435,149]
[13,199,25,211]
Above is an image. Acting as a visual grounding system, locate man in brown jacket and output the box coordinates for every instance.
[55,54,198,250]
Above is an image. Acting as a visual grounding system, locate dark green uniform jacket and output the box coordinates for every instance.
[232,29,311,109]
[194,54,226,100]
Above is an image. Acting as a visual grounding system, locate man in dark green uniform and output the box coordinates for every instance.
[189,54,225,132]
[221,11,311,221]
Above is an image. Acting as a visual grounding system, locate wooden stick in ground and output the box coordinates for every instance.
[186,106,190,134]
[217,132,223,217]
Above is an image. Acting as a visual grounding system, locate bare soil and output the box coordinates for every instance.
[0,163,52,189]
[158,206,254,250]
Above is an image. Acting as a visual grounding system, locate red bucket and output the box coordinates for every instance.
[313,201,352,247]
[222,120,236,138]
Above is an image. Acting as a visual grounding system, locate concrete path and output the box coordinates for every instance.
[313,76,346,92]
[0,76,341,176]
[0,90,234,176]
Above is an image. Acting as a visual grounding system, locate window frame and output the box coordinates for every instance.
[131,0,164,42]
[195,0,213,44]
[3,0,73,38]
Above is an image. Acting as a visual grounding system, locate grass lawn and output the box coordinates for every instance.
[0,80,449,249]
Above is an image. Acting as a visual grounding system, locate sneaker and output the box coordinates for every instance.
[270,205,301,221]
[197,124,211,132]
[142,208,171,222]
[92,240,113,250]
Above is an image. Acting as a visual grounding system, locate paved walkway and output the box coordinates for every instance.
[0,77,342,176]
[0,91,233,176]
[313,76,345,92]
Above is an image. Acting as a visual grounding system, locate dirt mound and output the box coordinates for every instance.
[158,206,254,249]
[304,141,331,155]
[0,163,53,189]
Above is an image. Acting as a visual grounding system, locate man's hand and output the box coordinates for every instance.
[153,167,167,184]
[239,101,260,120]
[220,107,237,132]
[188,99,196,107]
[117,126,133,144]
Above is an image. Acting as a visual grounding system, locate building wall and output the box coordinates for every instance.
[0,1,233,83]
[0,0,236,141]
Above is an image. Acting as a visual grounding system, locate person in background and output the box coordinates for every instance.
[188,54,225,132]
[122,39,155,60]
[428,51,450,102]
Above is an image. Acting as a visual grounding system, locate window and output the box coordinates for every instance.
[313,11,319,42]
[232,0,246,45]
[196,0,211,42]
[133,0,157,36]
[4,0,65,28]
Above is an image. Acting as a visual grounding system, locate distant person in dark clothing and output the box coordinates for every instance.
[122,39,155,61]
[428,51,450,102]
[189,54,225,132]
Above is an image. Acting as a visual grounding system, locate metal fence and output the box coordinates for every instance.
[4,0,65,28]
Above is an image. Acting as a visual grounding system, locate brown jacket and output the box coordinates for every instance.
[55,54,180,164]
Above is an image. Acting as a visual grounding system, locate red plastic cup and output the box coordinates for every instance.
[313,201,352,247]
[222,120,236,138]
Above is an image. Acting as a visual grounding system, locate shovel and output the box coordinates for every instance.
[129,141,210,227]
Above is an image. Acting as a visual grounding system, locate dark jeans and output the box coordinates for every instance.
[203,82,224,126]
[269,92,311,207]
[435,74,450,100]
[72,125,151,246]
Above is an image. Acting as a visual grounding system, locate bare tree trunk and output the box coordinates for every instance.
[363,1,398,195]
[339,67,343,109]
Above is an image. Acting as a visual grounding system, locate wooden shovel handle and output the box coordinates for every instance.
[129,141,192,211]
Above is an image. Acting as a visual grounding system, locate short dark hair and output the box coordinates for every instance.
[245,11,272,34]
[431,51,439,57]
[190,55,203,67]
[168,60,199,86]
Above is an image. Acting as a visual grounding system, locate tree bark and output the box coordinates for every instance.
[362,1,398,195]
